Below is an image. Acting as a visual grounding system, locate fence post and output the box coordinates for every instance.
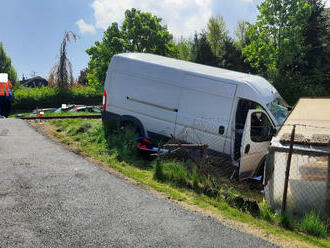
[326,156,330,219]
[282,125,296,213]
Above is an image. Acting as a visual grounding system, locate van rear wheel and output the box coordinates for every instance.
[120,121,142,137]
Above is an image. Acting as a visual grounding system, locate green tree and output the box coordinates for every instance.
[86,8,177,89]
[205,16,251,72]
[243,0,312,74]
[301,0,330,85]
[221,37,253,73]
[176,37,193,61]
[206,16,228,58]
[77,68,92,85]
[0,42,18,87]
[234,21,250,50]
[191,32,217,66]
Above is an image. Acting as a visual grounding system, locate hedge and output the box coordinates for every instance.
[12,86,102,111]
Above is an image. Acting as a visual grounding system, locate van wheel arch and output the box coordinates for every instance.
[119,115,145,136]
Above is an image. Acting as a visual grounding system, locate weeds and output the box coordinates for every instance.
[301,211,328,238]
[278,211,294,230]
[259,203,275,223]
[154,159,164,181]
[191,166,200,189]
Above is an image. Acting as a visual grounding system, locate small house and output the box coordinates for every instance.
[20,76,48,88]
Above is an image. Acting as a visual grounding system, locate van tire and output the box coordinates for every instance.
[119,121,139,135]
[119,116,145,137]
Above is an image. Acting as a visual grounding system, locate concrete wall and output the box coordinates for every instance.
[265,151,328,216]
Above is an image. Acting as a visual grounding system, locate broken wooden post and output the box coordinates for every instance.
[282,125,295,213]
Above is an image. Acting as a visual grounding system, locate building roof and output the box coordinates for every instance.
[20,76,48,87]
[276,98,330,146]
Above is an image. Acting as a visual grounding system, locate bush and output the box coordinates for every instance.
[278,211,294,230]
[160,160,190,187]
[301,211,328,238]
[12,86,102,111]
[259,203,275,223]
[154,159,165,181]
[105,128,139,162]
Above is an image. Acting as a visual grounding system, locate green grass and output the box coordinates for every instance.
[46,119,330,247]
[9,110,101,118]
[301,211,328,238]
[259,202,276,223]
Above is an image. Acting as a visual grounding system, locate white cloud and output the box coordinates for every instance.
[76,19,96,34]
[325,0,330,8]
[84,0,213,38]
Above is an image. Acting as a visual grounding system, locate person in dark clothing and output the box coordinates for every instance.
[0,96,6,117]
[3,89,13,117]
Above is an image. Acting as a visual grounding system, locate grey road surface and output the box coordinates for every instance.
[0,119,279,248]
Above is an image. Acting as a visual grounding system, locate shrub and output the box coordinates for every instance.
[105,128,139,161]
[154,159,165,181]
[301,211,328,238]
[12,86,102,111]
[278,211,294,230]
[259,203,275,223]
[161,160,189,187]
[191,166,200,189]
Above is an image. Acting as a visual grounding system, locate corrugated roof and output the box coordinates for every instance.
[277,98,330,145]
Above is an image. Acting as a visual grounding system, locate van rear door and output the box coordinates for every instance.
[239,109,274,180]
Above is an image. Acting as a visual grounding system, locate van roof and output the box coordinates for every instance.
[116,53,278,100]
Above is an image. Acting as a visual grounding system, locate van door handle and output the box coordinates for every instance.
[218,126,225,135]
[244,144,250,154]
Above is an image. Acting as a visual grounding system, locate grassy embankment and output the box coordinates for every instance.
[42,119,329,247]
[9,111,100,118]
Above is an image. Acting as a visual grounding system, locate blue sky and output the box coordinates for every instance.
[1,0,329,81]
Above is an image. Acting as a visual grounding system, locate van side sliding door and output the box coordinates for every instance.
[175,75,236,153]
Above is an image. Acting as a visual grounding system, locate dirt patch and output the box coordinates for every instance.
[28,120,319,248]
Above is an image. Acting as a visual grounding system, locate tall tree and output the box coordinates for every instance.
[234,21,250,50]
[243,0,312,74]
[191,32,217,66]
[77,68,92,85]
[302,0,330,84]
[0,42,18,87]
[206,16,228,59]
[49,31,79,88]
[176,37,193,61]
[221,37,253,73]
[86,8,177,89]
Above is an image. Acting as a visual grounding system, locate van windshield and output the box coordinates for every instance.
[267,98,289,125]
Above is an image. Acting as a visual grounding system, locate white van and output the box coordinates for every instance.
[102,53,289,179]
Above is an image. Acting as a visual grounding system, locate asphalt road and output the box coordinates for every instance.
[0,119,279,248]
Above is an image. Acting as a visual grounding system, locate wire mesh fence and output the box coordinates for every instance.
[265,124,330,218]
